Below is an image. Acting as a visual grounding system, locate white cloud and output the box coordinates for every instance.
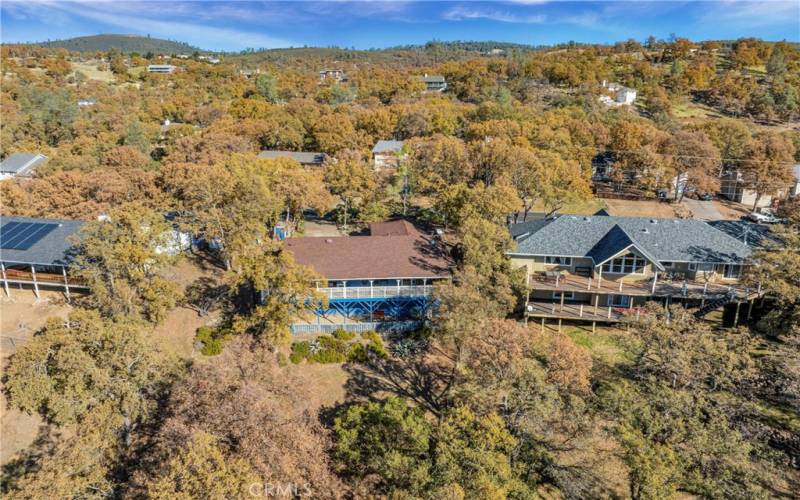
[8,0,296,49]
[701,0,800,27]
[443,5,546,23]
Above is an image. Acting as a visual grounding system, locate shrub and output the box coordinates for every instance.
[313,348,347,364]
[361,330,382,343]
[333,328,356,341]
[290,341,311,364]
[368,340,389,359]
[347,343,367,363]
[318,335,348,354]
[195,326,223,356]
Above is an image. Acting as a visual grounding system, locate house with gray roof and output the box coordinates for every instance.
[258,150,325,167]
[0,153,48,180]
[421,74,447,92]
[0,216,87,298]
[508,215,764,326]
[371,140,405,172]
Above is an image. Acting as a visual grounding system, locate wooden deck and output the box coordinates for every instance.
[2,268,88,289]
[529,273,759,300]
[525,301,643,323]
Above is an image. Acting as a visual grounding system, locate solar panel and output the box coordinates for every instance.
[0,222,58,250]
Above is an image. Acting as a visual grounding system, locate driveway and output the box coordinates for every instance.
[682,198,723,220]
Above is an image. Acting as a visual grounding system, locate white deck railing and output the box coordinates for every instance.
[317,285,433,300]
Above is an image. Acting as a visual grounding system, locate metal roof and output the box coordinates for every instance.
[0,216,84,267]
[372,140,404,154]
[422,74,446,83]
[510,215,754,264]
[0,153,47,175]
[258,150,325,165]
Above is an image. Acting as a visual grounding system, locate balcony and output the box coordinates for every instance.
[2,268,87,288]
[524,301,642,322]
[317,285,433,300]
[529,272,760,301]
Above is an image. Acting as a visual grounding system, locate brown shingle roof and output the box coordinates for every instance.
[284,231,451,280]
[368,219,416,237]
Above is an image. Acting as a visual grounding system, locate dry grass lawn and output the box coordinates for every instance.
[603,199,677,218]
[71,61,116,83]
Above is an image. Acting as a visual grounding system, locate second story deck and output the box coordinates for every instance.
[317,284,433,300]
[528,271,761,301]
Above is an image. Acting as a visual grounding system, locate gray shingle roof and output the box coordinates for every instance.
[422,75,446,83]
[0,216,85,267]
[0,153,48,175]
[510,215,753,264]
[372,140,404,154]
[258,150,325,165]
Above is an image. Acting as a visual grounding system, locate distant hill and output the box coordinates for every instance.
[33,34,204,54]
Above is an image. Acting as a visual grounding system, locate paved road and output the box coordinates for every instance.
[682,198,723,220]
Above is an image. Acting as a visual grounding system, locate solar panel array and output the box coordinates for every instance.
[0,222,59,251]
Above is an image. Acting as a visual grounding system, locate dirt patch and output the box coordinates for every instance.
[301,219,344,238]
[714,199,751,220]
[603,199,677,218]
[1,290,72,466]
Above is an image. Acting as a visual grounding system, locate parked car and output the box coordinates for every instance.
[699,192,714,201]
[745,211,784,224]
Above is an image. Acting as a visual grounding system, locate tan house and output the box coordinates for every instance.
[508,215,763,328]
[371,140,405,171]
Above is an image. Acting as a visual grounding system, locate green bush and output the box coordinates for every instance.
[333,328,356,341]
[368,340,389,359]
[361,330,382,343]
[313,348,347,364]
[347,343,368,363]
[195,326,223,356]
[318,335,348,354]
[290,341,311,364]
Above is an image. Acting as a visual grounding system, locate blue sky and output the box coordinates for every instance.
[1,1,798,52]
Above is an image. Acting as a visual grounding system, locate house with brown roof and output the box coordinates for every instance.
[284,219,451,333]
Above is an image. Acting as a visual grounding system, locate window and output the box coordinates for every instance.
[608,295,630,307]
[662,261,674,268]
[688,263,697,271]
[602,253,646,274]
[545,256,572,266]
[722,264,742,279]
[552,291,575,300]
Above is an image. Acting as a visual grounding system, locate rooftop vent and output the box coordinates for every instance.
[583,216,591,221]
[641,228,649,234]
[325,239,332,243]
[650,219,657,224]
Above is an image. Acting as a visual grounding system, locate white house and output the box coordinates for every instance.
[600,80,637,106]
[147,64,176,74]
[0,153,48,180]
[371,140,405,171]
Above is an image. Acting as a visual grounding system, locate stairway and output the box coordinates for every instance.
[695,290,736,318]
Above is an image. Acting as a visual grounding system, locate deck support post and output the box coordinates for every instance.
[62,266,71,302]
[733,301,741,326]
[541,317,545,334]
[559,293,565,312]
[592,321,596,333]
[579,304,584,318]
[31,265,39,299]
[747,299,754,321]
[1,262,9,298]
[343,280,347,299]
[557,318,562,333]
[607,306,612,319]
[629,297,634,310]
[651,271,658,295]
[587,277,591,290]
[396,279,400,296]
[618,280,623,292]
[594,294,599,314]
[597,267,602,289]
[369,280,374,298]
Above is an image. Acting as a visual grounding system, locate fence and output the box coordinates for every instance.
[317,285,432,300]
[290,320,422,335]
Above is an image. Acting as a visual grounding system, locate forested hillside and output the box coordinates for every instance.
[0,35,798,498]
[33,34,202,54]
